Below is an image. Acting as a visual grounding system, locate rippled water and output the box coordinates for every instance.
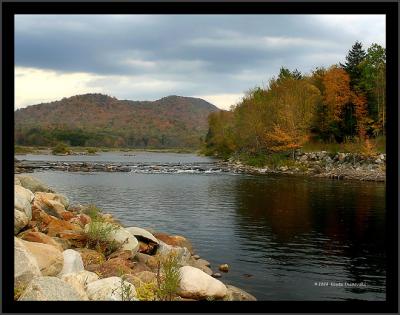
[17,152,386,301]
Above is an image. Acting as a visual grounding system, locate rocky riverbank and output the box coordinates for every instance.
[219,151,386,182]
[14,175,256,301]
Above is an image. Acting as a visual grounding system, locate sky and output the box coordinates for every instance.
[15,15,385,110]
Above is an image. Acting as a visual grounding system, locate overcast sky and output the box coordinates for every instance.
[15,14,385,109]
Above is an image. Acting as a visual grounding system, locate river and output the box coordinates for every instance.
[16,152,386,301]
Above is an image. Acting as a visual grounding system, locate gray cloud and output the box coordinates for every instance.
[15,14,385,106]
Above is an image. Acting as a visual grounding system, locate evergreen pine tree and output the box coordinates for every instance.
[341,41,366,88]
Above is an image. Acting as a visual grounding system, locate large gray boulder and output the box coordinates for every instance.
[58,249,84,276]
[223,285,257,301]
[86,277,138,301]
[16,175,53,193]
[18,276,83,301]
[14,237,41,289]
[178,266,227,300]
[156,240,191,266]
[15,209,29,235]
[15,185,34,220]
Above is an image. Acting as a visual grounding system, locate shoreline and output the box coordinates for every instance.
[14,175,256,301]
[216,151,386,182]
[15,149,386,182]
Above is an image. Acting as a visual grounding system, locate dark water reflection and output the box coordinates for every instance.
[25,153,385,301]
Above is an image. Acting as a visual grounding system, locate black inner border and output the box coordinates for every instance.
[2,1,398,313]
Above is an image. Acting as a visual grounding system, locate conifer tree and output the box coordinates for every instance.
[341,41,366,89]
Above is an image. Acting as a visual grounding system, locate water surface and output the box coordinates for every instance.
[18,152,386,301]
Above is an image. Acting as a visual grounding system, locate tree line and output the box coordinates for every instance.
[204,41,386,159]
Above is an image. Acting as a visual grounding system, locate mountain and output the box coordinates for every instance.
[15,93,219,148]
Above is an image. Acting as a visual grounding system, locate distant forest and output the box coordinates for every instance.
[14,95,218,149]
[204,41,386,159]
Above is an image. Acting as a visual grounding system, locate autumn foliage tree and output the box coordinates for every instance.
[204,41,385,162]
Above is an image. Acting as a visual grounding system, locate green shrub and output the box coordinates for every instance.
[87,147,97,154]
[155,252,181,301]
[52,143,70,155]
[82,204,104,221]
[15,146,34,154]
[84,221,120,256]
[136,281,158,301]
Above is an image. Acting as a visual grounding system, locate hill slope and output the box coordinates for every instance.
[15,93,219,148]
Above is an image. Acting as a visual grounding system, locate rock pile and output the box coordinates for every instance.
[222,151,385,182]
[14,175,256,301]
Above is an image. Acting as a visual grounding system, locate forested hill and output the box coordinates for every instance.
[15,94,219,148]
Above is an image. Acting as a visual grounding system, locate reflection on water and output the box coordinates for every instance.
[24,153,385,301]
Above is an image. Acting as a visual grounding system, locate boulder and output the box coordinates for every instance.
[75,248,105,268]
[14,237,41,289]
[219,264,229,272]
[15,209,29,235]
[46,217,83,237]
[134,252,152,264]
[20,231,64,252]
[121,274,143,288]
[189,257,213,276]
[86,277,138,301]
[178,266,227,300]
[22,240,63,276]
[34,192,69,209]
[154,233,194,254]
[33,192,68,219]
[223,285,257,301]
[107,249,133,260]
[125,227,159,244]
[60,270,99,300]
[52,237,72,250]
[86,257,135,278]
[84,223,139,257]
[15,185,34,219]
[138,241,158,255]
[156,240,191,266]
[16,175,53,193]
[60,211,75,221]
[18,276,82,301]
[69,213,91,227]
[58,249,84,276]
[135,271,157,284]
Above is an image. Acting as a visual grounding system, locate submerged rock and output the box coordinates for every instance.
[219,264,229,272]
